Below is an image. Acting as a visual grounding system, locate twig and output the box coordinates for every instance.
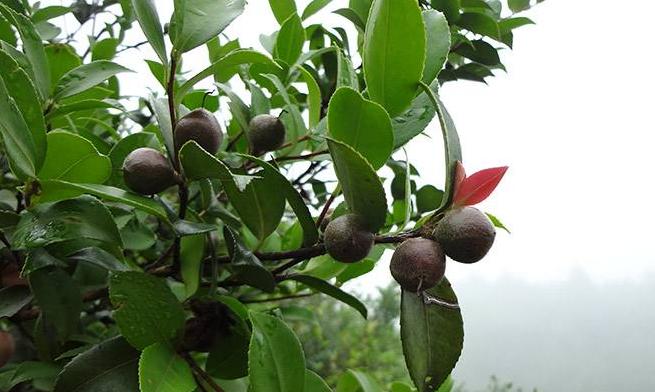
[241,293,314,304]
[182,353,224,392]
[274,150,328,163]
[315,187,340,229]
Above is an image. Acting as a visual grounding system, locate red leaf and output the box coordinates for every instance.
[453,166,508,207]
[452,161,467,196]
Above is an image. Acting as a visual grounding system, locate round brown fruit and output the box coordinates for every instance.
[433,206,496,264]
[122,148,177,195]
[390,238,446,292]
[248,114,286,154]
[175,108,223,154]
[324,214,374,263]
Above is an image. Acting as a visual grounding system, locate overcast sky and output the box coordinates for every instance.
[49,0,655,286]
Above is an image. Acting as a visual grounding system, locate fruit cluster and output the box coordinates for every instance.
[323,207,496,292]
[121,109,286,195]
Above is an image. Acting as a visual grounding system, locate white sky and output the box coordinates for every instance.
[49,0,655,286]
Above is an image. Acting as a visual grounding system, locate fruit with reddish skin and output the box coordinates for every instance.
[324,214,374,263]
[122,148,178,195]
[0,331,15,367]
[175,108,223,154]
[390,238,446,292]
[248,114,286,154]
[434,206,496,264]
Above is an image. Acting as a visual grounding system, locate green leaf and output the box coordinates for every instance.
[13,195,123,250]
[363,0,426,117]
[400,278,463,392]
[0,71,38,179]
[416,185,444,213]
[275,14,305,66]
[130,0,167,65]
[150,96,175,159]
[8,361,61,390]
[328,87,393,170]
[180,142,283,240]
[139,343,196,392]
[457,12,500,40]
[35,180,169,220]
[0,49,46,170]
[54,61,131,100]
[499,16,534,33]
[508,0,530,12]
[485,212,510,233]
[53,336,140,392]
[336,49,358,90]
[29,267,82,342]
[38,131,111,184]
[91,38,119,61]
[224,227,276,293]
[304,370,332,392]
[109,271,186,350]
[32,6,69,23]
[302,0,332,20]
[46,99,120,119]
[68,246,130,271]
[455,39,500,66]
[289,275,367,319]
[431,0,460,23]
[206,301,251,380]
[327,138,387,232]
[179,50,282,100]
[44,43,81,92]
[22,248,66,275]
[0,13,17,46]
[268,0,297,24]
[248,311,306,392]
[297,65,321,128]
[107,132,160,186]
[0,286,32,318]
[0,4,50,99]
[422,10,450,85]
[336,369,383,392]
[333,8,365,31]
[172,0,246,53]
[180,234,204,298]
[241,155,318,246]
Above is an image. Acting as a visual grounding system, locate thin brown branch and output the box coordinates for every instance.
[241,293,314,304]
[182,353,224,392]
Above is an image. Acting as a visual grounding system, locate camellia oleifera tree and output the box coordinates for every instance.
[0,0,539,391]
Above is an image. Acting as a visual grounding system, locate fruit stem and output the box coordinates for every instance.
[315,185,340,229]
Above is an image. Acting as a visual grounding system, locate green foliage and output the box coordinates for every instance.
[0,0,539,390]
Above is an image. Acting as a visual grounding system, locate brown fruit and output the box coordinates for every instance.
[433,206,496,264]
[122,148,178,195]
[0,331,15,367]
[175,108,223,154]
[248,114,286,154]
[390,238,446,292]
[324,214,374,263]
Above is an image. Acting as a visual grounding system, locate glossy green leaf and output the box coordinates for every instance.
[275,14,305,66]
[150,96,175,159]
[38,131,111,184]
[46,99,120,119]
[249,311,306,392]
[422,10,451,85]
[304,370,331,392]
[336,49,358,90]
[455,39,500,66]
[206,300,251,380]
[0,286,32,318]
[508,0,530,12]
[53,336,140,392]
[336,369,383,392]
[333,8,365,31]
[486,212,510,233]
[363,0,426,117]
[0,13,17,46]
[68,246,130,271]
[327,138,387,232]
[0,49,46,170]
[268,0,297,24]
[302,0,332,20]
[182,143,283,240]
[499,16,535,32]
[297,65,321,128]
[416,185,444,213]
[172,0,246,53]
[139,343,196,392]
[35,180,169,220]
[391,78,438,149]
[457,12,500,39]
[0,4,50,99]
[431,0,460,23]
[22,248,66,275]
[0,72,37,179]
[44,43,80,91]
[242,155,318,246]
[180,234,204,298]
[29,267,82,342]
[290,275,367,319]
[130,0,167,65]
[13,195,122,250]
[7,361,61,390]
[91,38,119,61]
[328,87,393,170]
[53,61,131,100]
[400,278,463,392]
[109,271,186,350]
[349,0,373,22]
[224,227,276,293]
[179,50,281,101]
